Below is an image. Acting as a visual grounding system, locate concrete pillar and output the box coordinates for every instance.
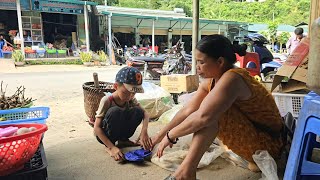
[198,30,202,41]
[152,19,155,56]
[134,28,140,45]
[16,0,25,57]
[84,3,90,52]
[167,30,173,48]
[108,14,112,64]
[192,0,200,75]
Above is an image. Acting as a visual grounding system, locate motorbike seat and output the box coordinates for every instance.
[131,56,166,62]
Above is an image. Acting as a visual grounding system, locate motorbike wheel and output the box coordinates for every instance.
[261,67,276,77]
[264,71,277,82]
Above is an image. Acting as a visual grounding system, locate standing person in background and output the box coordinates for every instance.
[286,28,305,54]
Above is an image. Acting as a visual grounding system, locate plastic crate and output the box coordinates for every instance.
[272,92,307,118]
[3,142,48,180]
[47,53,57,58]
[57,53,66,58]
[26,53,36,59]
[0,107,50,125]
[2,51,12,59]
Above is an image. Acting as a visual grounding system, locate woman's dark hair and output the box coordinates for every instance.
[196,34,246,65]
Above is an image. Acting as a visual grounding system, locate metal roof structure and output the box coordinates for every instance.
[248,23,309,33]
[49,0,98,5]
[96,5,248,36]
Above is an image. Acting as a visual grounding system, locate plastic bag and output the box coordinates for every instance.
[198,144,225,168]
[135,82,174,119]
[252,150,279,180]
[151,135,224,171]
[215,138,250,169]
[178,92,196,105]
[158,105,183,124]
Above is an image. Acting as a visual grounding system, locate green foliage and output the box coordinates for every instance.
[91,0,310,26]
[277,32,290,45]
[97,50,108,62]
[259,30,269,40]
[26,60,83,65]
[12,50,25,62]
[277,32,291,51]
[267,22,278,48]
[80,51,93,63]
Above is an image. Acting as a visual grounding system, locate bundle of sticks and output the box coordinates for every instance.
[0,81,34,110]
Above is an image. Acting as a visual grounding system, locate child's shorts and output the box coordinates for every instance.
[96,106,144,145]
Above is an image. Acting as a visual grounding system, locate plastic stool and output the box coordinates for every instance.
[236,52,260,76]
[284,92,320,180]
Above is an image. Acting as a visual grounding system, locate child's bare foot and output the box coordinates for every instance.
[248,162,260,172]
[117,139,139,148]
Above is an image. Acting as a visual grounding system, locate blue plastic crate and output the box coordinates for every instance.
[0,107,50,125]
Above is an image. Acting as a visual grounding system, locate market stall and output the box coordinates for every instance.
[0,0,97,60]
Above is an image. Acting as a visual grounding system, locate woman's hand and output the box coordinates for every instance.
[109,146,124,161]
[136,132,153,151]
[156,136,173,158]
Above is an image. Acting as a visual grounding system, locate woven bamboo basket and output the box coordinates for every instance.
[82,81,115,121]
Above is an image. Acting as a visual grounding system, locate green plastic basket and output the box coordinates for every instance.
[57,50,67,54]
[46,49,56,54]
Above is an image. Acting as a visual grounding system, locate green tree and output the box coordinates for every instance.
[90,0,310,26]
[259,30,269,40]
[277,32,291,52]
[267,22,278,51]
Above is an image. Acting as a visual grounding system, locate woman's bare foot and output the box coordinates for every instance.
[248,162,261,172]
[117,139,139,148]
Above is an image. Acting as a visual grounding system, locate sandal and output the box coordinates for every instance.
[164,174,200,180]
[164,175,176,180]
[124,151,144,162]
[133,148,152,158]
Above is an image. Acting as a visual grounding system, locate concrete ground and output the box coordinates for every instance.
[0,65,263,180]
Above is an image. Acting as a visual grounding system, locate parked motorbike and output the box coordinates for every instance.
[126,55,166,80]
[244,33,283,76]
[164,41,192,75]
[126,41,192,80]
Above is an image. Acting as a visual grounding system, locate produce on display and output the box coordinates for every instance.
[0,126,37,138]
[2,46,13,52]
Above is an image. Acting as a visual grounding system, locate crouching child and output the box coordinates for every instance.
[94,67,152,161]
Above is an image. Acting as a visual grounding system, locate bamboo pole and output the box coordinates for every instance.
[307,0,320,95]
[308,0,320,36]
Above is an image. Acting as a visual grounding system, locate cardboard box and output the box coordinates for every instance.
[262,81,281,92]
[160,74,199,93]
[271,38,310,93]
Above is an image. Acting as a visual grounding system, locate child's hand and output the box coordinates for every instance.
[109,146,124,161]
[136,132,152,151]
